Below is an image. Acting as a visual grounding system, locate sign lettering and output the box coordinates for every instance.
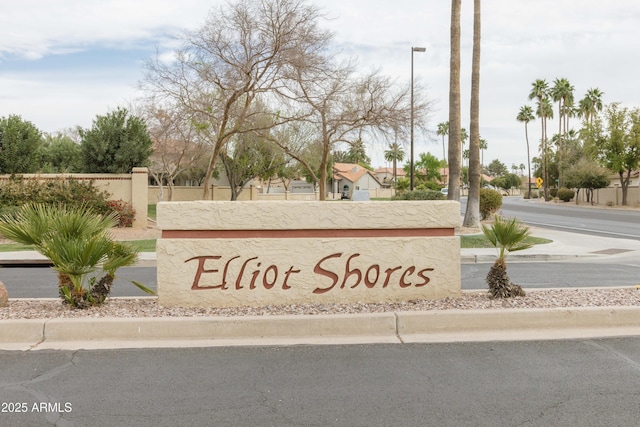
[185,253,434,294]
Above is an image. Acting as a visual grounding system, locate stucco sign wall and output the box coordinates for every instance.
[157,201,461,308]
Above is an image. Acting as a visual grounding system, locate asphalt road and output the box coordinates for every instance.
[0,267,156,298]
[2,339,640,426]
[467,196,640,240]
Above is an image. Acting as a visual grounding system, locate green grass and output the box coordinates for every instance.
[148,204,157,221]
[460,234,551,249]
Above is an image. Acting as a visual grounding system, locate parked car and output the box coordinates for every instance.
[440,188,448,195]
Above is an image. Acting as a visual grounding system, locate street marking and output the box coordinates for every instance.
[523,221,640,239]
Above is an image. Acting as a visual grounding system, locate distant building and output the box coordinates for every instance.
[332,163,383,196]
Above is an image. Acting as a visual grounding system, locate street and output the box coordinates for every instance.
[2,339,640,426]
[469,196,640,240]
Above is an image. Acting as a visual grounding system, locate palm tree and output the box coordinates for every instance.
[0,204,152,308]
[460,127,469,184]
[537,97,554,199]
[551,78,574,187]
[437,121,449,164]
[482,216,532,298]
[384,142,405,185]
[447,0,462,201]
[516,105,535,198]
[479,138,487,170]
[347,138,370,166]
[529,79,550,199]
[579,87,604,126]
[463,0,482,229]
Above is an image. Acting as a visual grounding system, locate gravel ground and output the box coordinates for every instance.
[3,288,640,319]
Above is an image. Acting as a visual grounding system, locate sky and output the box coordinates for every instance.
[1,0,639,171]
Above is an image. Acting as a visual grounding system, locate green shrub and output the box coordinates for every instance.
[106,200,136,227]
[480,188,502,219]
[392,189,446,201]
[549,188,558,198]
[0,175,135,226]
[557,188,575,202]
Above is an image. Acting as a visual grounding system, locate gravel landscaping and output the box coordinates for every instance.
[3,287,640,320]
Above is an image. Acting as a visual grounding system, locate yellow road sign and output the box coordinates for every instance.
[535,177,543,188]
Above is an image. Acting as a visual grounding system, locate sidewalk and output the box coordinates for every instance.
[462,226,640,263]
[2,229,640,350]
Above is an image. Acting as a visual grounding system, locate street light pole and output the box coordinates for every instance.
[410,46,426,191]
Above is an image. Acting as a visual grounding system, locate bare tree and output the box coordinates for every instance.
[141,0,331,199]
[269,61,430,200]
[143,100,209,201]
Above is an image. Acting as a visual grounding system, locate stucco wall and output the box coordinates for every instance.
[157,201,461,308]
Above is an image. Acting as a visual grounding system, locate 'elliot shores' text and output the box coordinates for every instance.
[185,253,434,294]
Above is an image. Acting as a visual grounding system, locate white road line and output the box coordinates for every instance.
[523,221,640,239]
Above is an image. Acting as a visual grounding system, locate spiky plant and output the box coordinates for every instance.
[481,216,533,298]
[0,203,153,308]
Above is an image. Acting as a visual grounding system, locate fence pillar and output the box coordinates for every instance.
[131,167,148,228]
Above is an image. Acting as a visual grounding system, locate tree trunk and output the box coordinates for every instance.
[525,124,532,199]
[486,259,526,299]
[447,0,462,201]
[463,0,481,228]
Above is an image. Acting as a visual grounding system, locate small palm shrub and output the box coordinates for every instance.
[557,188,575,202]
[0,204,153,308]
[479,188,502,219]
[481,216,533,298]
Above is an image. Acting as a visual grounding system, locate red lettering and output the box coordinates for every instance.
[400,267,416,288]
[383,266,402,287]
[313,253,342,294]
[263,265,278,289]
[222,256,240,289]
[235,257,258,289]
[341,253,362,289]
[282,266,300,290]
[415,268,434,287]
[364,265,380,288]
[185,256,225,290]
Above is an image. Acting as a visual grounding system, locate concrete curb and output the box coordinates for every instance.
[3,306,640,350]
[461,253,597,263]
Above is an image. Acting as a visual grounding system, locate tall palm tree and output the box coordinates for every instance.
[463,0,481,228]
[551,78,574,187]
[538,97,554,198]
[528,79,550,199]
[479,138,487,171]
[384,142,405,185]
[516,105,535,198]
[460,127,469,182]
[437,121,449,164]
[582,88,604,126]
[447,0,462,201]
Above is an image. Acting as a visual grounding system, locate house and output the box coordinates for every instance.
[606,169,640,187]
[332,163,383,196]
[373,167,406,187]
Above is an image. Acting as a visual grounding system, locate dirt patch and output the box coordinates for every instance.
[109,223,161,241]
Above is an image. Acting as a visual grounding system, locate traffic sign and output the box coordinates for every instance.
[535,177,543,188]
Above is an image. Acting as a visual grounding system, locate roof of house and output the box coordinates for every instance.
[334,163,382,185]
[374,167,406,177]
